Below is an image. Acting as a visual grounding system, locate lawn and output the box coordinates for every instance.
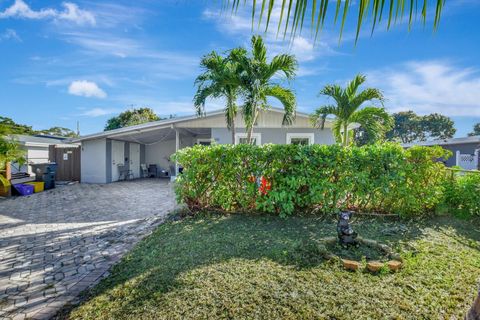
[62,213,480,319]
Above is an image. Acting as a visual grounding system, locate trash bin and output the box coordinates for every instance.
[30,163,57,189]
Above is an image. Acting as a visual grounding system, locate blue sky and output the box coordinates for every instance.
[1,0,480,136]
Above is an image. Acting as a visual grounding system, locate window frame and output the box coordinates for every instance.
[196,138,213,146]
[235,133,262,145]
[286,133,315,145]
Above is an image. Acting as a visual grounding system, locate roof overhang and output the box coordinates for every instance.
[72,108,332,143]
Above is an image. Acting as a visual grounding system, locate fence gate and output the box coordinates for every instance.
[456,150,479,171]
[49,145,81,181]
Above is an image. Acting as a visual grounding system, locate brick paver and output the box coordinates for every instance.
[0,179,175,319]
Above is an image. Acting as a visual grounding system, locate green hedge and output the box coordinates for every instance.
[442,171,480,218]
[173,143,451,217]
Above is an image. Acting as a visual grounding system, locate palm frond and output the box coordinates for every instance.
[265,85,297,125]
[350,87,385,108]
[349,106,393,141]
[345,74,366,99]
[223,0,444,43]
[310,104,337,129]
[268,54,297,79]
[251,35,267,64]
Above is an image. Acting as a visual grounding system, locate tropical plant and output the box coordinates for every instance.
[311,74,392,146]
[231,35,297,144]
[223,0,445,43]
[468,123,480,137]
[0,123,25,170]
[105,107,161,131]
[194,49,246,144]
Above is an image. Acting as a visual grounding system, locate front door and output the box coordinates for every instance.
[129,143,140,179]
[111,140,125,182]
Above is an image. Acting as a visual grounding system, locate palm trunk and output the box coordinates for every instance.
[343,123,349,146]
[247,109,259,145]
[466,287,480,320]
[231,118,236,145]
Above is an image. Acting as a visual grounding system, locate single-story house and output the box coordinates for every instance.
[72,108,335,184]
[403,135,480,170]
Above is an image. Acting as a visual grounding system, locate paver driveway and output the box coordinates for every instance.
[0,179,175,320]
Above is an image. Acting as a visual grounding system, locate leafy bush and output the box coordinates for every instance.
[442,171,480,218]
[173,143,450,217]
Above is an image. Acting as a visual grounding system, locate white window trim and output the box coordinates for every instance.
[235,133,262,145]
[196,138,213,145]
[286,133,315,145]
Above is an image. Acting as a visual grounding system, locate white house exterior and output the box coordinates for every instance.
[11,135,73,175]
[73,108,336,184]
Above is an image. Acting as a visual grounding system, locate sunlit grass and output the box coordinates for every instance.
[63,213,480,319]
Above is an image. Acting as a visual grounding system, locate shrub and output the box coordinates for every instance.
[173,143,450,217]
[442,171,480,218]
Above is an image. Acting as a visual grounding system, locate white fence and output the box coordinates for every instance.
[456,150,479,171]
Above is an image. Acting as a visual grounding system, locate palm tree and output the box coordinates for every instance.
[231,35,297,144]
[194,49,246,144]
[223,1,444,43]
[311,74,392,146]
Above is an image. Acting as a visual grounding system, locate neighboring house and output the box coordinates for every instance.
[11,134,72,175]
[72,108,336,184]
[403,136,480,170]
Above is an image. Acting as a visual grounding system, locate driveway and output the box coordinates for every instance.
[0,179,175,320]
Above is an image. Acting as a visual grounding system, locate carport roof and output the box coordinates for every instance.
[71,107,331,143]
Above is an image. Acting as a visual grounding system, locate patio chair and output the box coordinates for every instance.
[118,164,133,181]
[140,164,148,178]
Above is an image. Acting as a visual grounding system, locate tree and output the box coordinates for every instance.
[385,111,424,143]
[194,49,246,144]
[468,123,480,137]
[231,35,297,144]
[420,113,456,140]
[37,127,79,138]
[0,116,34,135]
[386,111,456,143]
[105,108,161,131]
[311,74,392,146]
[223,1,444,43]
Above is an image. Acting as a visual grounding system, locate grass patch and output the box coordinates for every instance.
[63,214,480,319]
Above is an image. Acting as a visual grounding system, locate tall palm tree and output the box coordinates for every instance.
[232,35,297,144]
[311,74,392,146]
[223,1,444,43]
[194,49,246,144]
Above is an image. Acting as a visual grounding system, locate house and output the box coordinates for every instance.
[72,108,335,184]
[403,135,480,170]
[11,134,73,176]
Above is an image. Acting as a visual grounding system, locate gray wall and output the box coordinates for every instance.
[211,127,336,145]
[440,143,480,167]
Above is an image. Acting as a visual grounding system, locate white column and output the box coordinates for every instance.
[456,150,460,167]
[175,128,179,176]
[475,149,479,170]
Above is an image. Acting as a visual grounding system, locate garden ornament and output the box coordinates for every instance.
[337,211,358,247]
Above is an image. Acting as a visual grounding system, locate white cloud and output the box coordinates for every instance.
[367,61,480,116]
[0,0,95,26]
[0,29,21,42]
[68,80,107,98]
[79,107,119,117]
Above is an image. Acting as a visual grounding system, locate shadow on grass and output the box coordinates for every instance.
[60,212,480,319]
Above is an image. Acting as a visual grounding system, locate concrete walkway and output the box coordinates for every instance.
[0,179,175,319]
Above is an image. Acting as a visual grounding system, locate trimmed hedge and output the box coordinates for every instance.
[442,171,480,217]
[173,143,451,217]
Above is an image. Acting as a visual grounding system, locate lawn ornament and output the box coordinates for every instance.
[337,211,358,247]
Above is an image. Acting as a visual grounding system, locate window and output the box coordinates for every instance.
[235,133,262,145]
[196,138,212,146]
[286,133,314,145]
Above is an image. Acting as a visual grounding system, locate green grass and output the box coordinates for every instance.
[64,213,480,319]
